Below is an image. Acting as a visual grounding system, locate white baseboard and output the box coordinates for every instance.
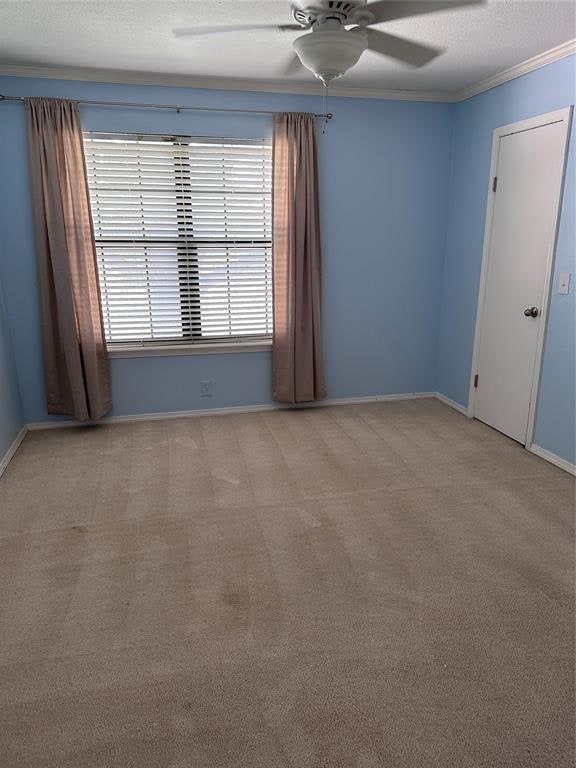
[434,392,470,416]
[0,426,27,478]
[528,444,576,476]
[26,391,437,431]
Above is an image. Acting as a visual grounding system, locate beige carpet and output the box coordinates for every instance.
[0,398,573,767]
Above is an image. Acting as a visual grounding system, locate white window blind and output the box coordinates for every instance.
[83,132,273,345]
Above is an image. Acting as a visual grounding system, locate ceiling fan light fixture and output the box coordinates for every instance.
[292,29,367,84]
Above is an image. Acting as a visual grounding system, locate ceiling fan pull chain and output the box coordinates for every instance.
[322,81,329,133]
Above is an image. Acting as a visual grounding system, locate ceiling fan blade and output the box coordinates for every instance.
[282,53,306,77]
[360,28,443,66]
[363,0,485,25]
[173,24,302,38]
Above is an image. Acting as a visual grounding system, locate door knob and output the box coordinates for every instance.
[524,306,539,318]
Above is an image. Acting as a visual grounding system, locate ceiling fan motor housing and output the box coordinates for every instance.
[292,0,371,27]
[291,1,370,83]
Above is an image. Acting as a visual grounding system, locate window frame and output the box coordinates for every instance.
[83,130,274,355]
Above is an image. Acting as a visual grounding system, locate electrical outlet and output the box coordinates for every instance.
[200,380,213,397]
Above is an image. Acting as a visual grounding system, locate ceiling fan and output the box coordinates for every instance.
[173,0,485,84]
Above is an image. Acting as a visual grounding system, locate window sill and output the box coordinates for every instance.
[107,340,273,359]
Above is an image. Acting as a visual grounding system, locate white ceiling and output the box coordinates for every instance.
[0,0,574,95]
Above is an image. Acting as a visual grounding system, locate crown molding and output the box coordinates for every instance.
[0,63,451,102]
[0,38,574,104]
[453,38,576,102]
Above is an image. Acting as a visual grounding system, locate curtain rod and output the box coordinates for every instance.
[0,94,333,120]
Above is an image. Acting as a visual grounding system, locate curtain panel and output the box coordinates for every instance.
[26,97,111,421]
[272,112,326,403]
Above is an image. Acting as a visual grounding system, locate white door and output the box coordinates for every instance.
[473,111,571,444]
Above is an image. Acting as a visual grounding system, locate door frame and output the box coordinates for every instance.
[468,106,573,446]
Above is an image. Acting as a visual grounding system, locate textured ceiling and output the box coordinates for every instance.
[0,0,574,94]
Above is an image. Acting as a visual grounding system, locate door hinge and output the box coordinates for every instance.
[474,374,479,388]
[492,176,498,192]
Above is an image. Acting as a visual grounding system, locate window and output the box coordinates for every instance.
[83,132,272,346]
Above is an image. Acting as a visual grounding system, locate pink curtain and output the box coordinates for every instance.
[26,98,111,421]
[272,113,326,403]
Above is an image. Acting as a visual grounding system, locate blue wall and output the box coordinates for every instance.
[0,60,574,464]
[0,76,453,421]
[0,276,24,462]
[437,55,576,463]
